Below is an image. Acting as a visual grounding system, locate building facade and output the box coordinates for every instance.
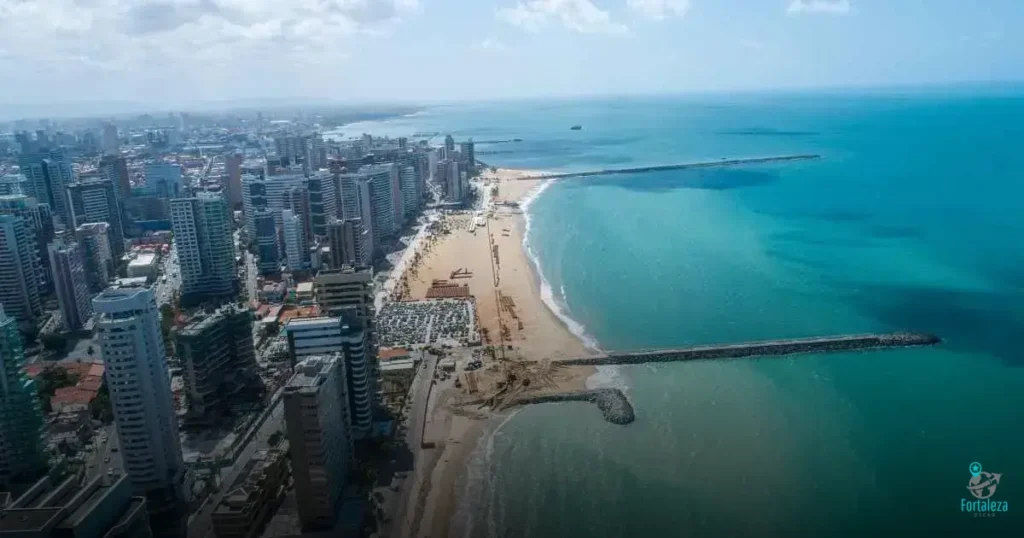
[282,356,352,531]
[100,155,132,199]
[0,215,42,327]
[143,162,182,199]
[281,209,308,272]
[0,306,47,488]
[93,285,184,503]
[67,178,125,262]
[75,222,113,293]
[48,239,92,331]
[173,305,260,427]
[170,192,237,305]
[285,317,373,438]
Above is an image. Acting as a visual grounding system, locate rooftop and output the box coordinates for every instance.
[285,356,338,390]
[128,252,157,267]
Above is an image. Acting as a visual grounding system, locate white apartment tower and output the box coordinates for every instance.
[93,284,184,501]
[171,192,237,303]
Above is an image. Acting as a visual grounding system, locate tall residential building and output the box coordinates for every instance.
[305,171,337,238]
[67,178,125,262]
[0,194,49,293]
[254,210,279,275]
[459,139,476,169]
[93,285,184,502]
[210,449,287,538]
[75,222,113,292]
[274,135,309,167]
[102,122,120,155]
[445,160,465,203]
[389,164,405,229]
[0,215,42,327]
[281,186,311,247]
[48,238,92,331]
[285,317,372,438]
[18,149,74,227]
[308,134,326,170]
[283,356,352,531]
[224,153,243,209]
[400,165,418,219]
[173,305,260,427]
[240,174,266,239]
[170,192,237,305]
[313,266,374,322]
[100,155,132,199]
[144,162,182,199]
[326,219,371,269]
[0,306,47,488]
[336,173,360,221]
[444,134,455,152]
[281,209,308,272]
[355,165,395,253]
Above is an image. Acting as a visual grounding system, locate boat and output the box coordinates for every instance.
[570,125,582,130]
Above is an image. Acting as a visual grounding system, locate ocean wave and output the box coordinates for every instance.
[452,409,522,538]
[520,180,601,352]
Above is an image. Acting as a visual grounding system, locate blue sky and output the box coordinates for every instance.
[0,0,1021,107]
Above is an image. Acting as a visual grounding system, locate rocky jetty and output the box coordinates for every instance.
[513,389,634,425]
[560,332,940,367]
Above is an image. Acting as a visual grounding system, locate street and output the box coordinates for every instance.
[156,243,179,306]
[84,424,122,479]
[187,397,286,538]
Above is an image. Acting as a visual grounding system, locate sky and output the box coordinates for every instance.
[0,0,1022,110]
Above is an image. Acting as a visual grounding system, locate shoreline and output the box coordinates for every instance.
[395,167,600,538]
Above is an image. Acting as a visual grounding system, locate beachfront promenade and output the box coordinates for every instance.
[512,154,822,180]
[508,333,940,425]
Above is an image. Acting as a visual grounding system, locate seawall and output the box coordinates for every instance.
[560,332,941,366]
[512,389,635,425]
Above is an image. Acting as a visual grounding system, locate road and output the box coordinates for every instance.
[244,251,258,306]
[187,398,286,538]
[156,243,179,306]
[85,425,122,479]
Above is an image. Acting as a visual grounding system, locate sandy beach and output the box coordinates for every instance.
[392,168,599,538]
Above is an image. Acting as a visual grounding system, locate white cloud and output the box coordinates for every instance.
[787,0,852,15]
[0,0,420,104]
[739,38,765,50]
[474,38,508,52]
[627,0,690,21]
[497,0,628,34]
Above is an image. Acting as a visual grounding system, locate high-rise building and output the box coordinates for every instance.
[0,194,50,293]
[0,306,47,488]
[93,285,184,502]
[0,215,42,328]
[336,173,360,221]
[102,122,120,156]
[100,155,132,199]
[305,171,337,238]
[224,153,243,209]
[170,192,237,305]
[444,134,455,152]
[326,218,371,269]
[253,210,279,275]
[285,317,372,438]
[313,266,374,322]
[281,186,311,246]
[18,149,74,227]
[282,356,352,531]
[173,304,260,427]
[144,162,182,199]
[67,178,125,262]
[400,165,418,219]
[75,222,113,292]
[210,449,287,538]
[356,165,395,252]
[307,134,326,170]
[281,209,308,272]
[388,164,405,228]
[459,139,476,171]
[48,238,92,331]
[240,174,266,240]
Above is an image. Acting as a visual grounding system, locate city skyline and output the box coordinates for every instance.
[0,0,1022,117]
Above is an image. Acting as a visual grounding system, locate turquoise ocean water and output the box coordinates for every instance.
[331,91,1024,536]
